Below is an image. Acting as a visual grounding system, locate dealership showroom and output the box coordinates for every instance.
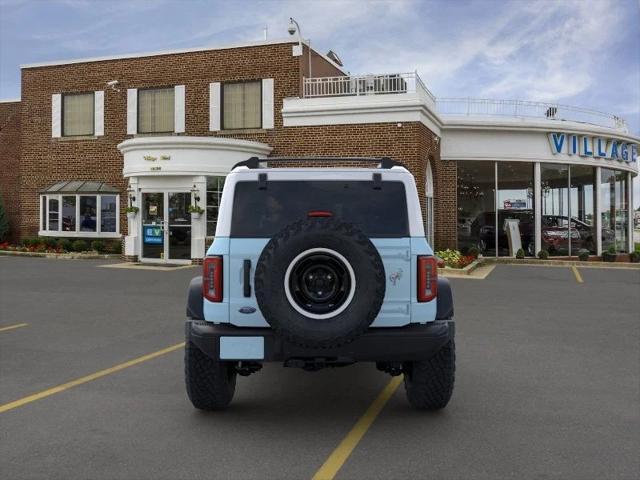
[1,39,638,263]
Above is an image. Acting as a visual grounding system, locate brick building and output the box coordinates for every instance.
[0,38,637,262]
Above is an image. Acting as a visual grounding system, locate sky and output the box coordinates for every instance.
[1,0,638,205]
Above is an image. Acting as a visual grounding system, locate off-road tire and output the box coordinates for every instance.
[185,341,237,410]
[403,339,455,410]
[254,218,385,349]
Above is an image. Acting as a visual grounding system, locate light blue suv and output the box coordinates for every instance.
[185,157,455,410]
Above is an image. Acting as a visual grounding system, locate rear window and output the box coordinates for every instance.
[230,180,409,238]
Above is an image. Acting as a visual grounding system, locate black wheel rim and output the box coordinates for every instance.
[289,253,351,316]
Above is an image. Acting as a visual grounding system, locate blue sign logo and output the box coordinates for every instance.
[143,226,163,245]
[548,132,638,163]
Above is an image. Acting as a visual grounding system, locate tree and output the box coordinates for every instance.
[0,195,9,242]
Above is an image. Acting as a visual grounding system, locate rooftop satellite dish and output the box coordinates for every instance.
[326,50,343,67]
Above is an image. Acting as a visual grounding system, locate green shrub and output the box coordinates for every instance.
[22,238,34,247]
[577,249,590,261]
[467,246,480,259]
[607,244,617,254]
[435,249,462,267]
[630,251,640,263]
[108,240,122,254]
[59,239,73,252]
[41,237,57,249]
[515,248,525,259]
[537,249,549,260]
[91,240,105,253]
[71,239,88,252]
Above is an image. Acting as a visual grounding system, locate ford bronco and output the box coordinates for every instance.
[185,157,455,410]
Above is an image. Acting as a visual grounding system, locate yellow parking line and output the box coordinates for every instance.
[571,266,584,283]
[0,323,28,333]
[0,342,184,414]
[312,375,403,480]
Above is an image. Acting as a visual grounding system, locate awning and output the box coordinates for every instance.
[40,181,120,194]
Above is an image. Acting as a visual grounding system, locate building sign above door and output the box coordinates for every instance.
[143,154,171,161]
[548,133,638,163]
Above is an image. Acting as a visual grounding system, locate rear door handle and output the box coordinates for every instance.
[243,259,251,297]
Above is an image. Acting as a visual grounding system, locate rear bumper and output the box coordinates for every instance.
[186,320,454,363]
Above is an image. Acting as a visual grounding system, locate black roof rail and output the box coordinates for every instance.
[231,156,403,170]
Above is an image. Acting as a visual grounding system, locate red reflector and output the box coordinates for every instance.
[307,210,333,217]
[203,256,223,302]
[417,256,438,303]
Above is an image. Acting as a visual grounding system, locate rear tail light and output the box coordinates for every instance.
[417,255,438,302]
[203,256,223,302]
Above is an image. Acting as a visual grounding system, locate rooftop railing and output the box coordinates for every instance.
[436,98,628,132]
[303,72,436,102]
[301,73,628,132]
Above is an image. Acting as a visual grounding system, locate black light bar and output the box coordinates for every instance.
[232,156,403,170]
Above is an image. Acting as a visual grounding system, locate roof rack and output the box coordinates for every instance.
[231,156,403,170]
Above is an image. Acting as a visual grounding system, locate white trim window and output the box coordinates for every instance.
[206,176,225,236]
[51,91,104,138]
[39,191,120,238]
[222,81,262,129]
[128,85,185,134]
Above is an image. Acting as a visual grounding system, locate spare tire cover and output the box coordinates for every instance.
[254,218,385,348]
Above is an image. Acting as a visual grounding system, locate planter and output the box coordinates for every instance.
[191,212,202,220]
[630,252,640,263]
[126,212,137,221]
[602,253,617,262]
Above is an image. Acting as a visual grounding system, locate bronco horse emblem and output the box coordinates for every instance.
[389,268,403,286]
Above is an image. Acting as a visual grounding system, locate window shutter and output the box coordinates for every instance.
[51,94,62,138]
[174,85,185,133]
[94,91,104,136]
[209,82,221,131]
[262,78,274,129]
[127,88,137,135]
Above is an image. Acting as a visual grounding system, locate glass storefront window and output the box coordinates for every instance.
[41,196,46,231]
[48,197,59,231]
[540,164,570,255]
[79,196,97,232]
[570,166,596,254]
[206,176,225,237]
[62,196,76,232]
[457,161,496,256]
[101,195,117,233]
[40,193,119,236]
[601,169,628,253]
[497,162,534,256]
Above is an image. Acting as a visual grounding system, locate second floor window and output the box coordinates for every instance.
[63,92,94,136]
[223,81,261,129]
[138,87,174,133]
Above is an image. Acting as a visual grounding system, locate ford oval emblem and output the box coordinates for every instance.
[238,306,257,314]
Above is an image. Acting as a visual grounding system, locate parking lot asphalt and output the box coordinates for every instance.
[1,257,639,480]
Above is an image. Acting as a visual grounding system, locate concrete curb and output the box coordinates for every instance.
[0,250,120,260]
[439,258,484,275]
[485,257,640,269]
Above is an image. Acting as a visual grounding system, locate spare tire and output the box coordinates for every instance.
[254,218,385,348]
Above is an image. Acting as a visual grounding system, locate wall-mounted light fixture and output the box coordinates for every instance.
[191,185,201,203]
[127,187,136,205]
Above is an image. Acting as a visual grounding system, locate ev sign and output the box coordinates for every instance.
[548,132,638,163]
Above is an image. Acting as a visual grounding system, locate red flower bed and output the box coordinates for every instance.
[455,255,476,268]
